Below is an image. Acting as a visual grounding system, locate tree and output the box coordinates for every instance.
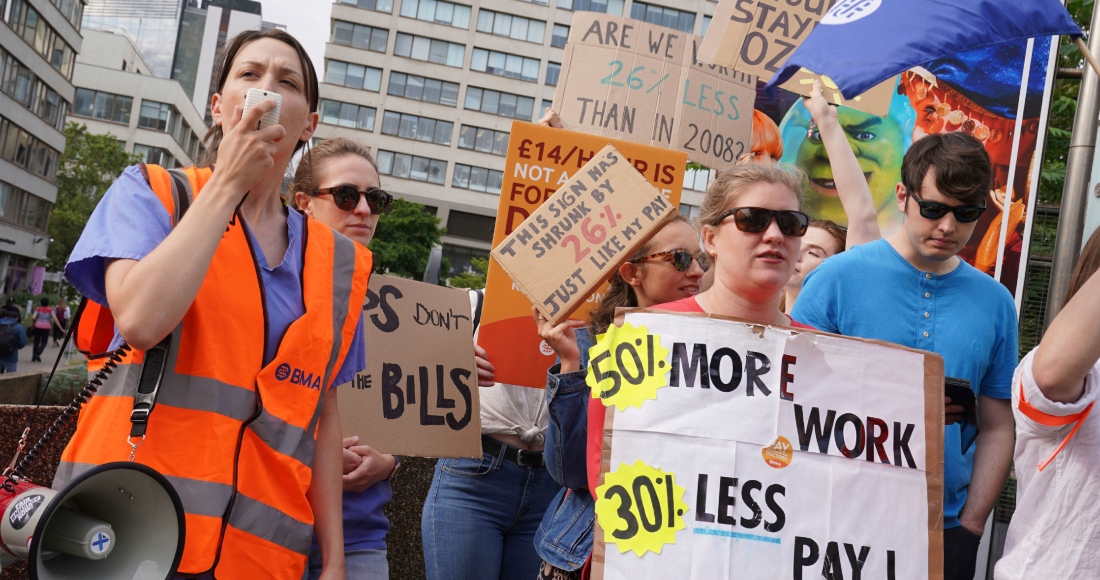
[449,256,489,289]
[47,123,140,272]
[369,198,447,279]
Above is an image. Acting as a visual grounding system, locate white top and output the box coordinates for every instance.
[470,291,547,446]
[994,349,1100,579]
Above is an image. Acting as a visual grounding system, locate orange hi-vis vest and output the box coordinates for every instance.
[54,164,372,578]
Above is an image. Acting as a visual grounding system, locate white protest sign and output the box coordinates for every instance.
[589,310,944,579]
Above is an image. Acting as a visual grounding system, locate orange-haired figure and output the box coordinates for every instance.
[751,109,783,164]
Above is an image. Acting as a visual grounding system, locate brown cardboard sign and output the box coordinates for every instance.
[699,0,832,82]
[338,275,482,458]
[778,68,897,117]
[553,12,756,171]
[491,145,676,324]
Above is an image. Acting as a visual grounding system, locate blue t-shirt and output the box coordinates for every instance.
[65,164,365,387]
[791,239,1018,529]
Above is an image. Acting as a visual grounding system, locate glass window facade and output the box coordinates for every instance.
[332,20,389,53]
[451,164,504,194]
[375,149,447,184]
[380,111,453,145]
[464,87,535,121]
[0,180,50,232]
[551,24,569,48]
[138,100,174,131]
[457,125,509,156]
[476,10,545,43]
[557,0,623,15]
[3,0,76,77]
[470,48,540,82]
[630,1,695,33]
[320,99,377,131]
[399,0,471,29]
[73,88,133,125]
[326,60,384,92]
[387,72,460,107]
[394,33,465,67]
[545,62,561,86]
[336,0,394,13]
[0,114,60,181]
[133,143,176,168]
[0,47,68,130]
[445,210,496,241]
[80,0,178,77]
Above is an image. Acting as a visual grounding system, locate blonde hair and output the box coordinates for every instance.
[696,164,806,228]
[289,138,377,209]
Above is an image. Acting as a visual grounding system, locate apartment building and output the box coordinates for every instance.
[68,29,207,168]
[0,0,83,293]
[314,0,719,275]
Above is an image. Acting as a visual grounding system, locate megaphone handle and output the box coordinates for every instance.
[2,342,133,492]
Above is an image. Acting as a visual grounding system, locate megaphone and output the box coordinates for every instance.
[0,462,184,579]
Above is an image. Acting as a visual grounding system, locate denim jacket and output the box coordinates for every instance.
[535,327,595,571]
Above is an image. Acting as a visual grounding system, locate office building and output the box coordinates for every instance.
[0,0,84,293]
[315,0,717,276]
[69,29,207,169]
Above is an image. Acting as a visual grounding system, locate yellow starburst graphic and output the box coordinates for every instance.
[595,459,689,557]
[585,322,671,411]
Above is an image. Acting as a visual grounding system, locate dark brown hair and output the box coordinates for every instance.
[1066,226,1100,303]
[808,219,846,254]
[198,29,319,168]
[587,214,691,336]
[901,132,991,207]
[289,138,378,209]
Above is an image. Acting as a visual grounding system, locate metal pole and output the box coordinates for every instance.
[1047,10,1100,328]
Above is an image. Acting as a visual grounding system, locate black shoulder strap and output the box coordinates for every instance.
[472,289,484,336]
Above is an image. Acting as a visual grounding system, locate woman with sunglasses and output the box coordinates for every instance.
[533,213,706,579]
[781,79,881,312]
[290,137,395,580]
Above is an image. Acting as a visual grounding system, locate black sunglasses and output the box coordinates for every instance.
[712,207,810,237]
[313,185,393,213]
[908,192,985,223]
[630,249,709,272]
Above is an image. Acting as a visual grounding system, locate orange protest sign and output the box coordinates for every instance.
[478,123,685,388]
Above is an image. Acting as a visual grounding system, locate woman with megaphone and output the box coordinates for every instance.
[55,29,370,580]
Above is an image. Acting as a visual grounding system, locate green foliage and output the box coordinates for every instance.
[1038,0,1094,206]
[47,123,140,272]
[369,198,447,279]
[448,257,489,289]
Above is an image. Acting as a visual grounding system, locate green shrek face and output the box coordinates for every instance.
[779,91,915,233]
[797,108,905,225]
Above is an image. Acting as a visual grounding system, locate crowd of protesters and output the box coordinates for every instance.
[48,26,1100,580]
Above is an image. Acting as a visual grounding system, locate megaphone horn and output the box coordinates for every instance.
[1,462,185,579]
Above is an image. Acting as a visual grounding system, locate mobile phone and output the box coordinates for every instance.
[945,377,977,425]
[242,88,282,130]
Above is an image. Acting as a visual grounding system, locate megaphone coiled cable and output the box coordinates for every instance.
[2,342,132,493]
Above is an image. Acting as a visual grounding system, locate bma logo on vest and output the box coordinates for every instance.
[276,363,322,390]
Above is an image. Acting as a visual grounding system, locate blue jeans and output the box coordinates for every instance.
[421,449,561,580]
[303,546,388,579]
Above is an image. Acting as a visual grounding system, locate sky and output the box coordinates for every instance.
[260,0,331,75]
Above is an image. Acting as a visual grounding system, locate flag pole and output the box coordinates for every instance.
[1075,37,1100,77]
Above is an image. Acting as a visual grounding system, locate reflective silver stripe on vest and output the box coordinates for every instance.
[247,408,312,465]
[53,461,233,519]
[228,493,312,555]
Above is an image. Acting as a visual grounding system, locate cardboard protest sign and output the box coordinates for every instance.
[478,122,684,388]
[778,69,896,117]
[698,0,893,116]
[589,309,944,579]
[492,145,676,324]
[552,12,755,171]
[338,275,481,458]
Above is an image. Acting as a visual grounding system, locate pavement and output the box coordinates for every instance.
[11,340,84,375]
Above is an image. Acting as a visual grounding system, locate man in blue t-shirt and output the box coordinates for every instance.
[793,132,1017,580]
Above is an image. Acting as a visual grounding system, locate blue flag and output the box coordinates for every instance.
[764,0,1081,99]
